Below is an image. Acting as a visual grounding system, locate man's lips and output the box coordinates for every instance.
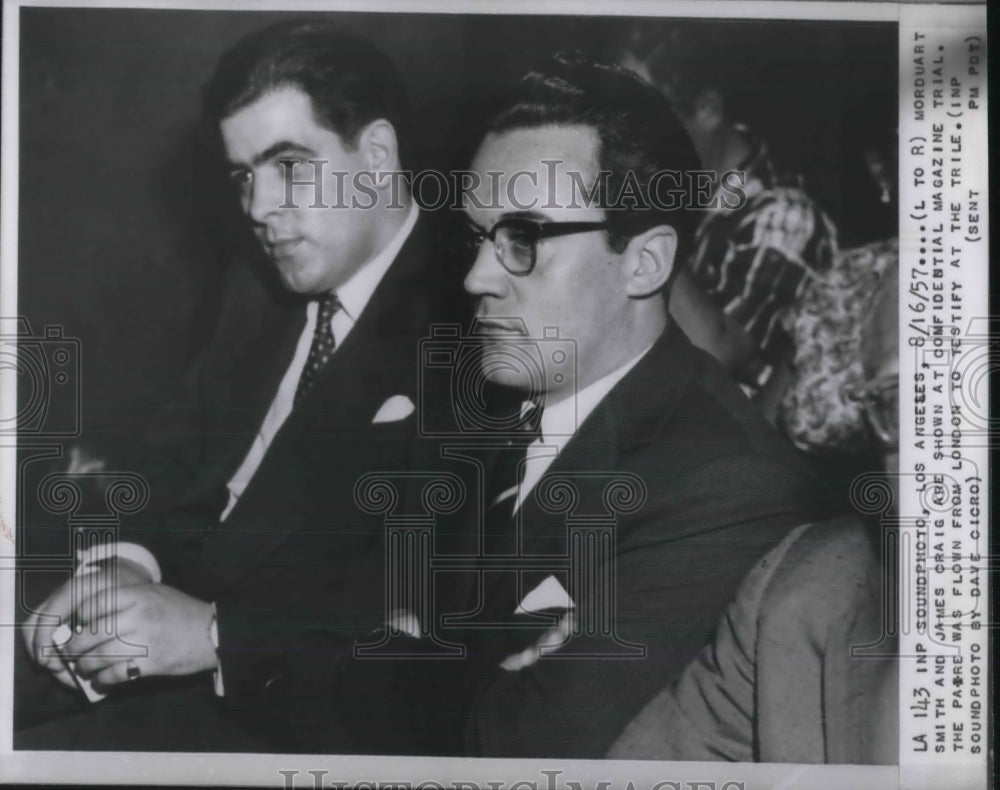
[264,237,303,258]
[473,318,527,335]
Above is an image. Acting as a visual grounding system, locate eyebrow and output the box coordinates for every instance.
[228,141,318,170]
[502,210,551,222]
[463,209,553,231]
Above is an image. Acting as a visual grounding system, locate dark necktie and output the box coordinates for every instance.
[294,292,341,405]
[482,401,543,554]
[470,401,560,661]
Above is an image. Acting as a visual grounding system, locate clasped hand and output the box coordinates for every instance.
[22,563,218,690]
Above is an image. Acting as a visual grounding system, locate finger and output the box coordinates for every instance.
[31,571,120,665]
[91,658,143,689]
[23,613,66,669]
[73,585,137,631]
[66,597,146,651]
[64,607,148,674]
[32,585,76,668]
[70,573,113,629]
[33,626,60,668]
[61,624,123,662]
[75,638,143,678]
[72,631,149,675]
[34,621,64,668]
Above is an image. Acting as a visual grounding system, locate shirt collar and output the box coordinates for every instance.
[537,341,655,451]
[334,201,419,322]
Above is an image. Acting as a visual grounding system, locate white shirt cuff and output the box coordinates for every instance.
[75,541,162,584]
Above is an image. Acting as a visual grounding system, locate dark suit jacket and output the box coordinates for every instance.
[110,215,467,707]
[606,517,898,764]
[283,324,821,757]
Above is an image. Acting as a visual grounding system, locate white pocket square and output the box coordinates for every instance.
[500,612,575,671]
[372,394,416,424]
[501,577,576,671]
[515,574,575,614]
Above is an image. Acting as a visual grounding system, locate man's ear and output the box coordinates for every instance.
[623,225,677,298]
[358,119,400,183]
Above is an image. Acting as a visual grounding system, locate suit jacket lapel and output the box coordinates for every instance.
[284,215,437,432]
[174,274,307,517]
[199,216,440,589]
[518,326,695,559]
[215,305,307,479]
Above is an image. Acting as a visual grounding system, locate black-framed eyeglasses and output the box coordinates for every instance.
[459,217,612,276]
[848,377,899,449]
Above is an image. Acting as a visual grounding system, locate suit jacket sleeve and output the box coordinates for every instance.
[459,453,814,758]
[606,523,809,762]
[606,517,897,765]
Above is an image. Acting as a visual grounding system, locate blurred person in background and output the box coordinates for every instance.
[778,91,898,510]
[611,22,838,419]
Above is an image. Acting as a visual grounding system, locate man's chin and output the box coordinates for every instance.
[273,260,324,295]
[481,369,532,391]
[477,346,543,391]
[478,366,545,404]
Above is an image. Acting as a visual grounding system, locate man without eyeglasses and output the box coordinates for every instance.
[18,20,462,751]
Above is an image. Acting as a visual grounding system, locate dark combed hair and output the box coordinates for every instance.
[202,20,412,166]
[485,53,702,266]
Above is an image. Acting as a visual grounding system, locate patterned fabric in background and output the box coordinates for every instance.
[778,237,899,452]
[688,130,839,391]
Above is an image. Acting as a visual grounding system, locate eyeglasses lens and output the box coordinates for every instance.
[495,223,537,274]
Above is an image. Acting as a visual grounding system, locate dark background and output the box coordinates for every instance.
[18,8,898,448]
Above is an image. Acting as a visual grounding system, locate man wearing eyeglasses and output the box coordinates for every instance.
[311,54,821,759]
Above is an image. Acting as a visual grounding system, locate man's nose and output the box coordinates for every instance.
[245,172,284,224]
[463,239,508,298]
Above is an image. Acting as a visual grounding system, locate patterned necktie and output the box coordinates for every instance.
[294,292,341,405]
